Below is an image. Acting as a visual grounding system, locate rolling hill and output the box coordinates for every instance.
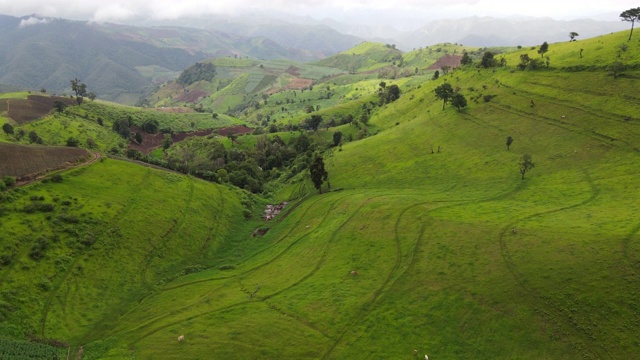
[0,14,333,105]
[1,29,640,359]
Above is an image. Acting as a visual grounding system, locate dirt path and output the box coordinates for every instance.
[15,151,101,188]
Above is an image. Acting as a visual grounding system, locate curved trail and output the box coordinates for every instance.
[113,193,353,344]
[15,151,101,188]
[497,169,603,358]
[141,176,195,285]
[321,200,427,358]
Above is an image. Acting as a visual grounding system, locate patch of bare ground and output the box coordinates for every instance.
[265,77,314,95]
[153,107,196,113]
[427,54,463,70]
[0,143,91,181]
[3,95,75,124]
[175,90,209,103]
[127,125,253,154]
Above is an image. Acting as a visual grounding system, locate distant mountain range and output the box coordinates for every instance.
[0,12,630,104]
[395,17,629,49]
[0,14,338,103]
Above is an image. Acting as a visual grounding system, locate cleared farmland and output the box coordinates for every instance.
[0,143,90,179]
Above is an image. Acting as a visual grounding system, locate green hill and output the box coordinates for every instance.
[313,42,403,72]
[0,159,253,344]
[1,30,640,359]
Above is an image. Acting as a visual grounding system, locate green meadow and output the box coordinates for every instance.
[1,30,640,359]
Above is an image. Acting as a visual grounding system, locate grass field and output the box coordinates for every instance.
[1,30,640,359]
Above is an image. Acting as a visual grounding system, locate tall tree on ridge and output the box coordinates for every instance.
[620,7,640,41]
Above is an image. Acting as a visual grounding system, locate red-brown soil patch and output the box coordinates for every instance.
[265,77,313,95]
[427,54,463,70]
[4,95,76,124]
[175,90,209,103]
[153,107,196,113]
[285,66,301,76]
[127,127,212,154]
[216,125,253,137]
[0,143,90,180]
[127,125,253,154]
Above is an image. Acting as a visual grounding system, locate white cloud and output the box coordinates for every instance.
[18,16,50,27]
[0,0,638,22]
[90,4,136,23]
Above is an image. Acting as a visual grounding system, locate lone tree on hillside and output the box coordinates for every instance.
[569,32,579,41]
[608,61,626,79]
[305,115,323,131]
[309,153,328,194]
[53,100,67,113]
[538,41,549,58]
[460,52,473,65]
[620,7,640,41]
[332,131,342,147]
[481,51,495,68]
[506,136,514,150]
[2,123,14,135]
[70,78,87,104]
[434,83,454,110]
[450,93,468,111]
[379,84,400,105]
[519,154,535,179]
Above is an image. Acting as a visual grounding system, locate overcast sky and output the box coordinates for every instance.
[0,0,636,24]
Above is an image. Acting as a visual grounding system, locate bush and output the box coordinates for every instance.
[66,137,80,147]
[50,174,63,183]
[29,237,49,260]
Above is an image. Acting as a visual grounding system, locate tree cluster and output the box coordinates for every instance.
[378,82,400,105]
[177,62,216,86]
[434,83,467,111]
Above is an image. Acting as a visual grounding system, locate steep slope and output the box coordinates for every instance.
[0,158,252,346]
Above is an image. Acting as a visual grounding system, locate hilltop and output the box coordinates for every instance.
[1,29,640,359]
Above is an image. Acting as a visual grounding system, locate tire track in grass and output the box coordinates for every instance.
[499,81,640,127]
[39,167,153,337]
[140,176,195,285]
[487,102,638,152]
[321,200,426,358]
[113,278,238,339]
[621,222,640,277]
[261,194,384,301]
[241,193,353,276]
[123,181,227,318]
[498,169,603,359]
[230,194,381,349]
[128,300,252,346]
[112,193,352,342]
[152,193,346,292]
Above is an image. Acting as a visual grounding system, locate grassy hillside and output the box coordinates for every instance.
[1,30,640,359]
[147,58,345,115]
[313,42,403,72]
[0,159,254,347]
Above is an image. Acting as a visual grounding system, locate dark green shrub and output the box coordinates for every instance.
[29,237,49,260]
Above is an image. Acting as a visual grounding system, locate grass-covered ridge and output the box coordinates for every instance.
[0,159,253,344]
[1,30,640,359]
